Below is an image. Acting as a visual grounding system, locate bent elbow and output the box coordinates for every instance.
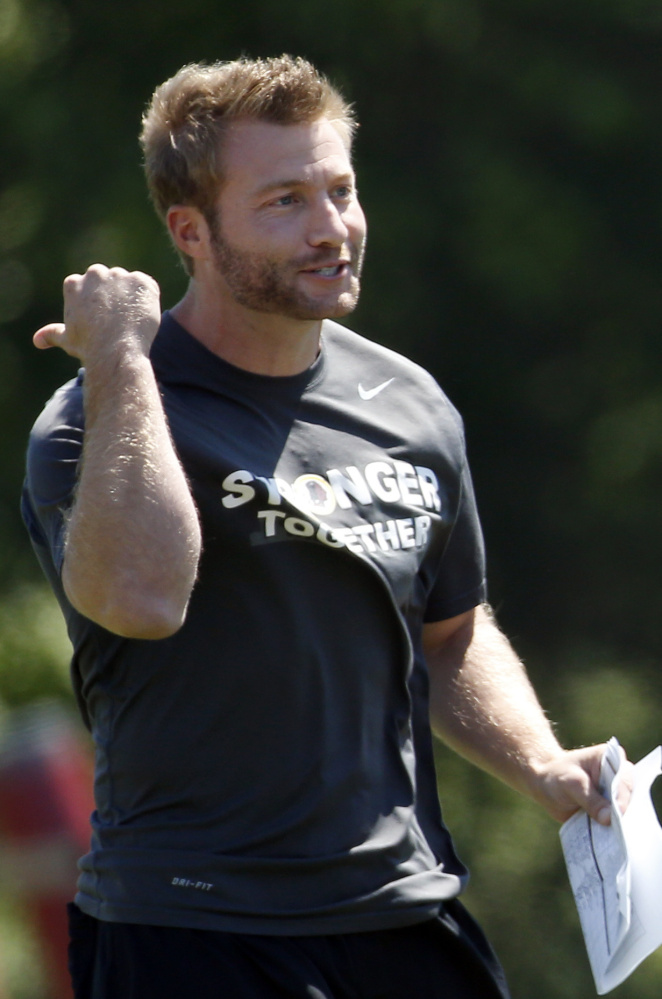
[63,567,192,639]
[103,600,189,640]
[85,595,189,640]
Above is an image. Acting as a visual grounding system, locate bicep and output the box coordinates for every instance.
[422,606,478,660]
[24,399,84,574]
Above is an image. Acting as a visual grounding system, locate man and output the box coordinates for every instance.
[22,56,630,998]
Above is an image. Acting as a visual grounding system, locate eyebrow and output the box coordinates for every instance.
[255,178,306,196]
[253,172,355,198]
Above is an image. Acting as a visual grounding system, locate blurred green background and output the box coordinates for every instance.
[2,0,662,995]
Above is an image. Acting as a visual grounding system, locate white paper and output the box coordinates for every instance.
[560,738,662,993]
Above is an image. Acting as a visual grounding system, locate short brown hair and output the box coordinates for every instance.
[140,55,357,225]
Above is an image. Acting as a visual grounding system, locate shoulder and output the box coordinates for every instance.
[29,373,85,441]
[321,320,465,436]
[26,373,85,489]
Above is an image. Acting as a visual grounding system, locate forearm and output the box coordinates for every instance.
[63,348,202,638]
[425,605,632,824]
[427,605,563,803]
[35,265,203,639]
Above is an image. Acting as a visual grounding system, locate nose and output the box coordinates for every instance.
[307,195,350,247]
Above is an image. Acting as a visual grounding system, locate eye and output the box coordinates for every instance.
[333,185,352,199]
[274,193,296,207]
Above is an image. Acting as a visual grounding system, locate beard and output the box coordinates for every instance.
[208,218,364,321]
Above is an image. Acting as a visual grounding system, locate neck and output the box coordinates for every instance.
[170,281,322,377]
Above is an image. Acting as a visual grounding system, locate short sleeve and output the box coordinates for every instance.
[423,449,487,623]
[21,376,85,575]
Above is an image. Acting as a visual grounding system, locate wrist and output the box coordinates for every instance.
[518,744,567,801]
[82,347,158,424]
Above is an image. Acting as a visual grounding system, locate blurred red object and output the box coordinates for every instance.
[0,702,94,999]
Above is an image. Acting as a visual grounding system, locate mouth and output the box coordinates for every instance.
[302,263,349,279]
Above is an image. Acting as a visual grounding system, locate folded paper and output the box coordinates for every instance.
[560,738,662,993]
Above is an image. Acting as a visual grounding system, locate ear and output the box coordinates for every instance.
[166,205,211,264]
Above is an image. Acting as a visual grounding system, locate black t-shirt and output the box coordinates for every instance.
[21,314,487,934]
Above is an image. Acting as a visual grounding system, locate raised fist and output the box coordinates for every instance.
[33,264,162,365]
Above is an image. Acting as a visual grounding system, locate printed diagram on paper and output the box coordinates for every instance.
[560,738,662,994]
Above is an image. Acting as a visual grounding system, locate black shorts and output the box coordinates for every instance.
[68,900,510,999]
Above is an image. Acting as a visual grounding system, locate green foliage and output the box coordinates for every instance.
[0,585,71,707]
[435,650,662,997]
[2,1,662,995]
[0,894,47,999]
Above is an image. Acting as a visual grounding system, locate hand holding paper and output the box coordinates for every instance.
[560,738,662,993]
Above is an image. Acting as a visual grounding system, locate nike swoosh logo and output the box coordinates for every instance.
[358,378,395,401]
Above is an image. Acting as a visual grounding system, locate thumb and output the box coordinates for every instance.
[557,781,612,827]
[33,323,66,350]
[566,771,613,826]
[588,793,613,827]
[579,757,635,827]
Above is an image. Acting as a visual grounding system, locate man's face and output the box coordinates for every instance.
[207,118,367,321]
